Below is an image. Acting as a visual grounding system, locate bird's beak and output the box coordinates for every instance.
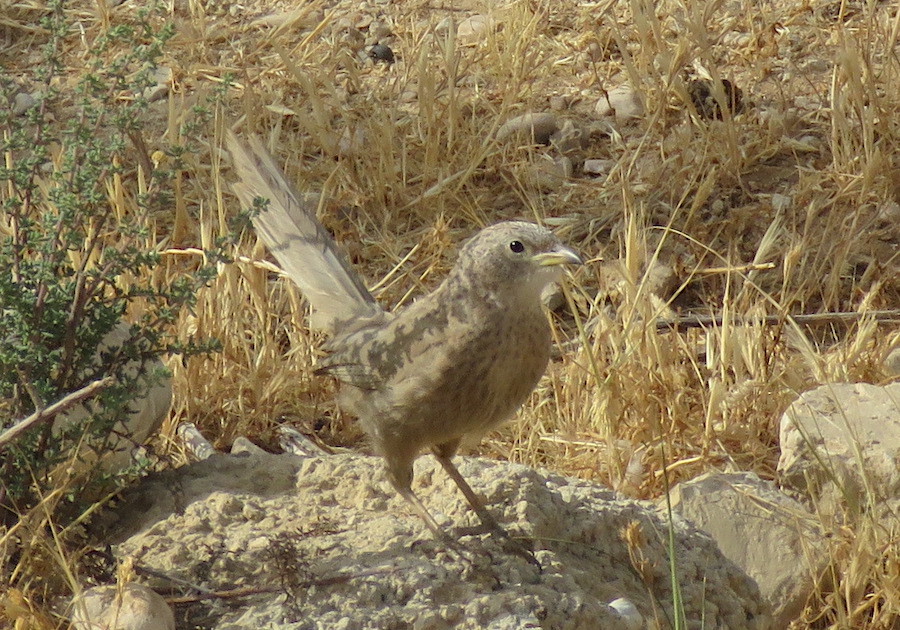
[532,246,583,267]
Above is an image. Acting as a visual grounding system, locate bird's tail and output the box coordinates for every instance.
[227,132,382,331]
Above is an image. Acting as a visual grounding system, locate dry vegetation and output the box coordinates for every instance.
[2,0,899,627]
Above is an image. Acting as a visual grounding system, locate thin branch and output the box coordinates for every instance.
[656,310,900,332]
[0,376,116,450]
[165,566,401,604]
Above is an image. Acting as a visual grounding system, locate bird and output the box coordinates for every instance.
[227,132,582,555]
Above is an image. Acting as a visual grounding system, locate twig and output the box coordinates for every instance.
[656,310,900,332]
[165,566,401,604]
[0,376,116,450]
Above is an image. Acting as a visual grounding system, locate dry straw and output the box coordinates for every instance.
[2,0,899,627]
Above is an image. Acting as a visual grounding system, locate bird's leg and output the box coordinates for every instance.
[432,443,540,568]
[385,455,456,544]
[431,443,502,534]
[395,485,450,541]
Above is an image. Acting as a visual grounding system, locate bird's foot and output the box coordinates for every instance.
[454,522,541,570]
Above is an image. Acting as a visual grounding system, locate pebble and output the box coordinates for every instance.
[13,92,36,115]
[71,583,174,630]
[583,159,615,176]
[595,86,643,121]
[457,14,497,45]
[369,43,395,64]
[527,156,572,191]
[142,67,172,103]
[608,598,643,630]
[496,112,559,146]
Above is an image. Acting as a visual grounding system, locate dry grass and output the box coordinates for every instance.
[2,0,899,627]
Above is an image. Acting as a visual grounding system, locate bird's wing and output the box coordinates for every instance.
[227,132,383,331]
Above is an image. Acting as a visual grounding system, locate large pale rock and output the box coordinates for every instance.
[71,583,174,630]
[777,383,900,519]
[103,454,771,630]
[52,322,172,476]
[667,471,827,628]
[96,448,304,542]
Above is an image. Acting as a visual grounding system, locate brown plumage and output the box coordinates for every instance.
[227,133,581,556]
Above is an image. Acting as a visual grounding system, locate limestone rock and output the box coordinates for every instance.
[103,454,771,630]
[96,450,304,543]
[777,383,900,520]
[456,14,498,45]
[71,583,174,630]
[496,112,559,146]
[595,86,644,122]
[667,471,827,627]
[52,322,172,477]
[583,158,615,176]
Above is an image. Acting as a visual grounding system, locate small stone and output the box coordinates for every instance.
[142,67,172,103]
[71,583,174,630]
[231,437,266,456]
[369,21,393,40]
[722,32,753,47]
[801,58,830,73]
[608,598,643,630]
[496,112,559,146]
[435,17,454,33]
[876,200,900,224]
[369,43,395,64]
[457,14,497,45]
[583,159,615,176]
[526,156,572,191]
[13,92,36,115]
[595,86,643,122]
[668,471,825,627]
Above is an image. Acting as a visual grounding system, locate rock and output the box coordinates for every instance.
[667,471,827,627]
[70,583,174,630]
[368,43,394,64]
[52,322,172,478]
[496,112,559,146]
[771,193,792,211]
[141,67,172,103]
[777,383,900,521]
[524,155,572,191]
[338,126,367,156]
[13,92,37,115]
[885,347,900,377]
[105,454,771,630]
[456,14,497,45]
[176,422,214,460]
[95,450,304,542]
[595,86,643,122]
[608,597,643,629]
[583,158,615,176]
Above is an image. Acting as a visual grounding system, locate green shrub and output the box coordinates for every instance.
[0,1,225,519]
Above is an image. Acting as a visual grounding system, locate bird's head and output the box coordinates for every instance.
[451,221,582,302]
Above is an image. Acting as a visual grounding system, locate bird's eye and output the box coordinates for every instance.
[509,240,525,254]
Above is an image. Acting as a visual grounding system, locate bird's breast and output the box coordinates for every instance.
[384,304,552,445]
